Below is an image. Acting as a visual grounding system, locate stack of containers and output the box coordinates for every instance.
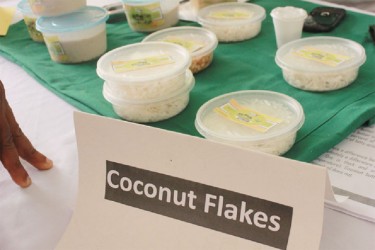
[22,0,109,63]
[97,42,195,123]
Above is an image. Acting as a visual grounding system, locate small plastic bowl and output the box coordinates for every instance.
[121,0,179,32]
[97,42,192,101]
[142,26,218,74]
[28,0,86,17]
[275,36,366,92]
[103,70,195,123]
[17,0,44,42]
[36,6,109,64]
[195,90,305,155]
[197,2,266,42]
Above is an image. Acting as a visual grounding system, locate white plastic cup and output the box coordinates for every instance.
[271,6,307,48]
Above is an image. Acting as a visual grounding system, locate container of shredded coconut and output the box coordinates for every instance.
[275,36,366,91]
[142,26,218,74]
[195,90,305,155]
[36,6,109,64]
[17,0,44,42]
[197,2,266,42]
[121,0,179,32]
[103,70,195,123]
[28,0,86,17]
[97,42,192,101]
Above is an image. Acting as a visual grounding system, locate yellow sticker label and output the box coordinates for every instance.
[294,47,351,67]
[215,99,282,133]
[124,2,164,29]
[112,54,175,73]
[0,7,15,36]
[208,10,252,19]
[162,36,205,53]
[44,36,69,62]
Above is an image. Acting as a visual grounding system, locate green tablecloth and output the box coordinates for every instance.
[1,0,374,162]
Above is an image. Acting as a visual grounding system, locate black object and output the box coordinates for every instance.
[370,25,375,44]
[303,7,346,32]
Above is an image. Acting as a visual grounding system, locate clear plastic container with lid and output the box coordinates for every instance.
[195,90,305,155]
[103,70,195,123]
[96,42,192,101]
[275,36,366,91]
[28,0,86,17]
[36,6,109,64]
[142,26,218,74]
[121,0,179,32]
[197,2,266,42]
[17,0,44,42]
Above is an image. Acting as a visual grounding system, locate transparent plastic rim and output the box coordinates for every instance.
[195,90,305,142]
[275,36,367,73]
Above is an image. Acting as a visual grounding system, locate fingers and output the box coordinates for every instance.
[0,82,31,188]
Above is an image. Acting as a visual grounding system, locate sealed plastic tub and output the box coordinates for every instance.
[195,90,305,155]
[103,70,195,123]
[28,0,86,17]
[97,42,191,100]
[17,0,44,42]
[142,26,218,73]
[197,2,266,42]
[275,36,366,91]
[121,0,179,32]
[36,6,109,64]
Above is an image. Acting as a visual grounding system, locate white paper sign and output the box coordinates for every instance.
[57,112,334,250]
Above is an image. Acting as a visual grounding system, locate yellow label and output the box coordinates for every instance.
[124,2,164,29]
[0,7,15,36]
[44,36,69,62]
[162,36,205,53]
[294,47,351,67]
[112,54,175,73]
[215,99,282,133]
[208,10,252,19]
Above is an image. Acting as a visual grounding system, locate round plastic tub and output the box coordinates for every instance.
[197,2,266,42]
[27,0,86,17]
[275,36,366,91]
[103,70,195,123]
[142,26,218,74]
[36,6,109,64]
[17,0,44,42]
[121,0,179,32]
[195,90,305,155]
[97,42,191,101]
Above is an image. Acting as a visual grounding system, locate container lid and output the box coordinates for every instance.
[142,26,218,58]
[36,6,109,33]
[97,42,192,83]
[195,90,305,141]
[275,36,366,73]
[17,0,33,15]
[103,70,195,105]
[197,2,266,26]
[270,6,307,21]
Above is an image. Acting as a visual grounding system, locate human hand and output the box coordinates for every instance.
[0,80,53,188]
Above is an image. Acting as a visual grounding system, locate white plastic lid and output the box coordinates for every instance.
[97,42,192,83]
[142,26,218,58]
[270,6,307,21]
[36,6,109,33]
[197,2,266,26]
[275,36,366,73]
[103,70,195,105]
[195,90,305,142]
[17,0,33,15]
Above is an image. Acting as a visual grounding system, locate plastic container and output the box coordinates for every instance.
[17,0,44,42]
[142,26,218,73]
[103,70,195,123]
[195,90,305,155]
[275,36,366,91]
[97,42,191,101]
[121,0,179,32]
[197,2,266,42]
[36,6,109,64]
[28,0,86,17]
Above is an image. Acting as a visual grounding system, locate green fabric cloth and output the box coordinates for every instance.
[1,0,374,162]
